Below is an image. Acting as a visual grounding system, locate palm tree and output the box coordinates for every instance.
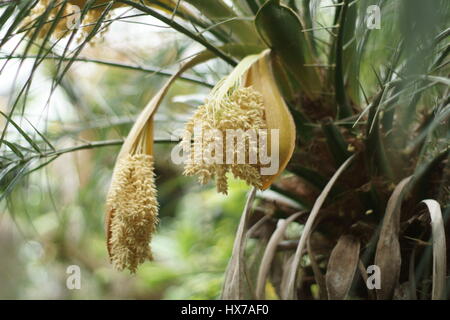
[0,0,448,300]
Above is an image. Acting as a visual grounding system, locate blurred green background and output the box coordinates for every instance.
[0,13,250,299]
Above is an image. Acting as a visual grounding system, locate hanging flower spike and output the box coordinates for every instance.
[106,119,159,273]
[182,50,296,194]
[106,153,158,272]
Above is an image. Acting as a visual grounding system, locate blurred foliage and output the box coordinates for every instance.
[0,0,449,300]
[0,19,240,298]
[1,141,251,299]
